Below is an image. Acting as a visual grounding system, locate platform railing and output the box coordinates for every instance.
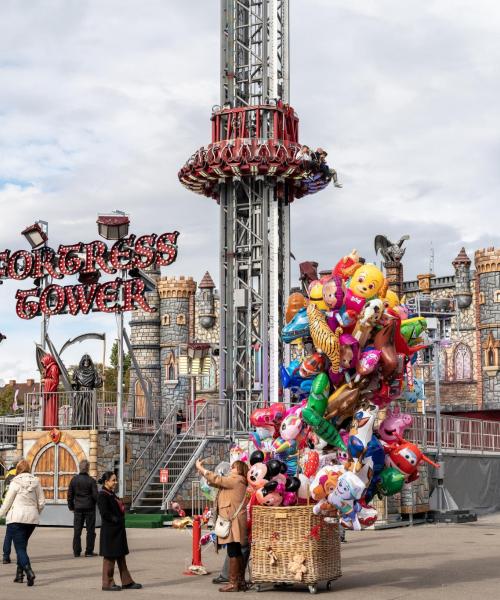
[0,415,23,447]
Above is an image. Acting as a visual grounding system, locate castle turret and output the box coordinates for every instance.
[198,271,216,330]
[129,264,161,419]
[158,276,197,409]
[452,247,472,309]
[474,247,500,408]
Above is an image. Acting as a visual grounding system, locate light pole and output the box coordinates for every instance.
[97,211,130,498]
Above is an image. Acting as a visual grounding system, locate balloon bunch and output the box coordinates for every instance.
[198,249,438,532]
[277,250,437,529]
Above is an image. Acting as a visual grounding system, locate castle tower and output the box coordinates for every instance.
[198,271,216,331]
[158,276,197,410]
[474,247,500,408]
[384,262,404,298]
[453,247,472,309]
[129,264,161,420]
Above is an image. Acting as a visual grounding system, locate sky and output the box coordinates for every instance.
[0,0,499,381]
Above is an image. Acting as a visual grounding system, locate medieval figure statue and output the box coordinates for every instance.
[72,354,103,428]
[374,234,410,264]
[41,354,60,429]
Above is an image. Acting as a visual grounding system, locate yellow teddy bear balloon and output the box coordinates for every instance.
[348,264,385,299]
[382,289,400,309]
[308,280,329,311]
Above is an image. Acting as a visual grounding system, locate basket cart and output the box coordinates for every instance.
[250,505,341,594]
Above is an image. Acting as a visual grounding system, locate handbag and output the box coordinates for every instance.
[213,495,246,539]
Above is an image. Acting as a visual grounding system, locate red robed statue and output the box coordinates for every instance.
[41,354,60,428]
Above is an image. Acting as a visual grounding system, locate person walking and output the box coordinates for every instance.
[176,408,185,435]
[68,459,98,557]
[0,459,45,586]
[97,471,142,592]
[1,461,18,564]
[195,458,249,593]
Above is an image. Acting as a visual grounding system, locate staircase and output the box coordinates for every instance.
[130,400,229,513]
[132,435,208,513]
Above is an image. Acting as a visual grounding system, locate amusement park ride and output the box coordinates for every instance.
[179,0,337,422]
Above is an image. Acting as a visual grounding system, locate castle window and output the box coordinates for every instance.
[165,351,178,382]
[161,314,170,326]
[479,292,485,305]
[177,314,186,325]
[203,291,210,301]
[488,350,495,366]
[495,291,500,303]
[454,344,472,380]
[198,357,217,391]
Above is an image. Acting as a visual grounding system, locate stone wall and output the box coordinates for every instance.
[422,381,478,409]
[97,431,154,503]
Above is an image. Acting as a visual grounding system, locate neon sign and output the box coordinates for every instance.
[0,232,179,320]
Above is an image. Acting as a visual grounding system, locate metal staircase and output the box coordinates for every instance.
[130,401,229,513]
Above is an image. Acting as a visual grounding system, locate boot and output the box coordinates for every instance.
[24,564,35,587]
[219,557,241,592]
[237,556,247,591]
[14,566,24,583]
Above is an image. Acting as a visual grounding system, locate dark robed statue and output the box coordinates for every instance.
[72,354,103,427]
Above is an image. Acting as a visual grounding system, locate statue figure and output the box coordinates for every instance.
[41,354,60,428]
[72,354,103,427]
[374,234,410,264]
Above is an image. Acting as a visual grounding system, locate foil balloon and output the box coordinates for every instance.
[200,477,218,502]
[282,307,310,343]
[302,406,346,450]
[356,348,381,379]
[400,316,428,345]
[301,449,320,478]
[307,372,330,415]
[250,403,286,429]
[322,275,344,311]
[214,461,231,476]
[374,320,398,378]
[307,303,342,371]
[382,289,400,310]
[286,291,307,323]
[308,280,329,311]
[377,467,405,496]
[328,471,366,531]
[347,264,385,300]
[378,406,413,444]
[385,439,440,482]
[297,474,311,501]
[333,250,362,281]
[347,404,379,472]
[299,353,328,379]
[325,383,361,423]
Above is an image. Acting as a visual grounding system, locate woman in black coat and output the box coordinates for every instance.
[97,472,141,592]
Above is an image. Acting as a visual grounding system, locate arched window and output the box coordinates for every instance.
[495,291,500,303]
[177,314,186,325]
[165,352,177,382]
[479,292,485,305]
[488,349,495,367]
[454,344,472,380]
[199,358,217,391]
[162,314,170,326]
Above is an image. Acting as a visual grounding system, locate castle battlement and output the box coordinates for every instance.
[475,247,500,274]
[158,276,197,299]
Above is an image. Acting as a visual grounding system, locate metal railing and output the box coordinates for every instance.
[0,416,23,448]
[191,479,216,517]
[407,414,500,454]
[24,390,164,432]
[129,403,178,504]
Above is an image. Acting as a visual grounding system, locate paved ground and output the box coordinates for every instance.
[1,514,499,599]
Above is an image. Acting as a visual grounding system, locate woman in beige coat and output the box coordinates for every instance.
[196,458,249,593]
[0,459,45,586]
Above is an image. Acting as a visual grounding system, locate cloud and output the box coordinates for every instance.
[0,0,499,378]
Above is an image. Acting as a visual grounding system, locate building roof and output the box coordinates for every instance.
[452,247,471,267]
[96,215,130,226]
[199,271,216,289]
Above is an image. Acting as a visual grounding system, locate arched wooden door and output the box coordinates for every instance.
[32,443,78,503]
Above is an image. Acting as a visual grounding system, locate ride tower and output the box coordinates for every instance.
[179,0,335,432]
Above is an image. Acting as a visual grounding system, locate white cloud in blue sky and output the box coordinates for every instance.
[1,0,500,379]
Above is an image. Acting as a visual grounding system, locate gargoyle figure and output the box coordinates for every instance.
[374,234,410,263]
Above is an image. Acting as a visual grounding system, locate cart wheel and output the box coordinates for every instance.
[326,581,332,591]
[308,584,318,594]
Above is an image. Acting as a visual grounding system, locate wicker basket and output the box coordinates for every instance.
[250,505,341,589]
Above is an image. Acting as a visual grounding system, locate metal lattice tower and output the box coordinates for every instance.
[179,0,334,432]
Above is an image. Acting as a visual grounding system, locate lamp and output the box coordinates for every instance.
[21,222,48,249]
[96,211,130,240]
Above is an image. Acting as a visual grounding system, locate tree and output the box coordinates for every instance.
[0,385,15,416]
[105,341,131,397]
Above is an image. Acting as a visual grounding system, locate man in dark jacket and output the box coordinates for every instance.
[68,459,98,557]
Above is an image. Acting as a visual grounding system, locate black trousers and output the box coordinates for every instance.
[73,510,96,555]
[226,542,242,558]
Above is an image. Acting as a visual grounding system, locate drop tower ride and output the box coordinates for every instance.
[179,1,335,431]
